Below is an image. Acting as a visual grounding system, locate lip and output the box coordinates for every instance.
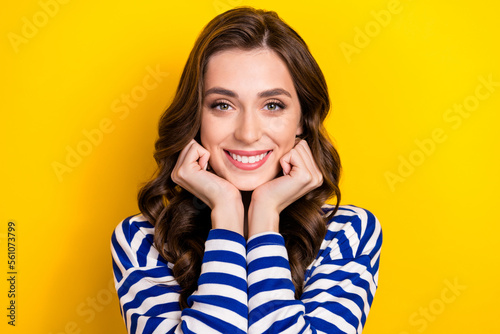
[224,149,272,170]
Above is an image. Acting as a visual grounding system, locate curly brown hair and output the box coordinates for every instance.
[137,6,341,309]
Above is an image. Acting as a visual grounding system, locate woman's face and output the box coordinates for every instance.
[200,48,302,191]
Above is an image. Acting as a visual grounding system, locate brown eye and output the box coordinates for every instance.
[210,101,233,111]
[264,101,285,111]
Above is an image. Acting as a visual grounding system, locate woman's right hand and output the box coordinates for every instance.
[171,139,244,234]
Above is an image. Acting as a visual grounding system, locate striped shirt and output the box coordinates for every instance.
[111,204,382,333]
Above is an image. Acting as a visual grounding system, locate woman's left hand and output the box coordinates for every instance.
[248,139,323,237]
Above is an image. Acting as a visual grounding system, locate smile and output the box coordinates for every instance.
[224,149,272,170]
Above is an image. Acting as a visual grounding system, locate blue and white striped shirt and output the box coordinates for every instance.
[111,204,382,333]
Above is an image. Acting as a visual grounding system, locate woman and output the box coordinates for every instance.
[111,7,382,334]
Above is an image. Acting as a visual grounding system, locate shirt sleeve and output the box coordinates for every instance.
[246,205,383,334]
[111,214,248,334]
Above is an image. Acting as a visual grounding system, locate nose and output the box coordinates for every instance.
[233,109,262,144]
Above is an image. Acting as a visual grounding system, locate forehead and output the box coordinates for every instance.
[203,48,297,96]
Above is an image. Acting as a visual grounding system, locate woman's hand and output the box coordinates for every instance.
[171,139,244,235]
[248,139,323,237]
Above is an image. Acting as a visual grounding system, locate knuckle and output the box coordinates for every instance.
[302,172,313,184]
[313,171,323,185]
[171,173,179,184]
[176,168,187,180]
[172,168,186,185]
[316,176,323,187]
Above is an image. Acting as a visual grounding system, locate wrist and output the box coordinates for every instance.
[211,199,244,235]
[247,200,280,237]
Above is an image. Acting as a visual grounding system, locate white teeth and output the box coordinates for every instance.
[228,151,269,164]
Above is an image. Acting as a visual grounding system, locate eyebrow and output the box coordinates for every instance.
[204,87,292,98]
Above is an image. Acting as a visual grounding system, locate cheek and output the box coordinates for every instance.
[200,119,227,158]
[200,115,217,148]
[272,118,300,149]
[200,112,235,149]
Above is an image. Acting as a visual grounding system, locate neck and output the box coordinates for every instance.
[241,191,252,239]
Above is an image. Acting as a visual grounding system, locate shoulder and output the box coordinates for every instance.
[110,213,168,274]
[111,213,155,249]
[319,204,383,260]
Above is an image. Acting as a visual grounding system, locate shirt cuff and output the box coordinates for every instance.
[246,232,285,254]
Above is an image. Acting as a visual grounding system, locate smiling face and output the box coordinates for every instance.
[200,48,303,191]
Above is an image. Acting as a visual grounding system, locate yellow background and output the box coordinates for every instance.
[1,0,499,333]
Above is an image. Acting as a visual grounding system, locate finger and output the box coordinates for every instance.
[198,149,210,171]
[281,151,292,175]
[294,140,318,174]
[176,139,197,168]
[287,141,322,189]
[279,149,293,175]
[293,141,313,171]
[280,147,306,176]
[294,140,323,186]
[182,141,210,171]
[172,140,207,187]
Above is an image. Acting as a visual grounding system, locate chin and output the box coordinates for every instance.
[223,170,281,191]
[227,178,264,191]
[212,162,282,191]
